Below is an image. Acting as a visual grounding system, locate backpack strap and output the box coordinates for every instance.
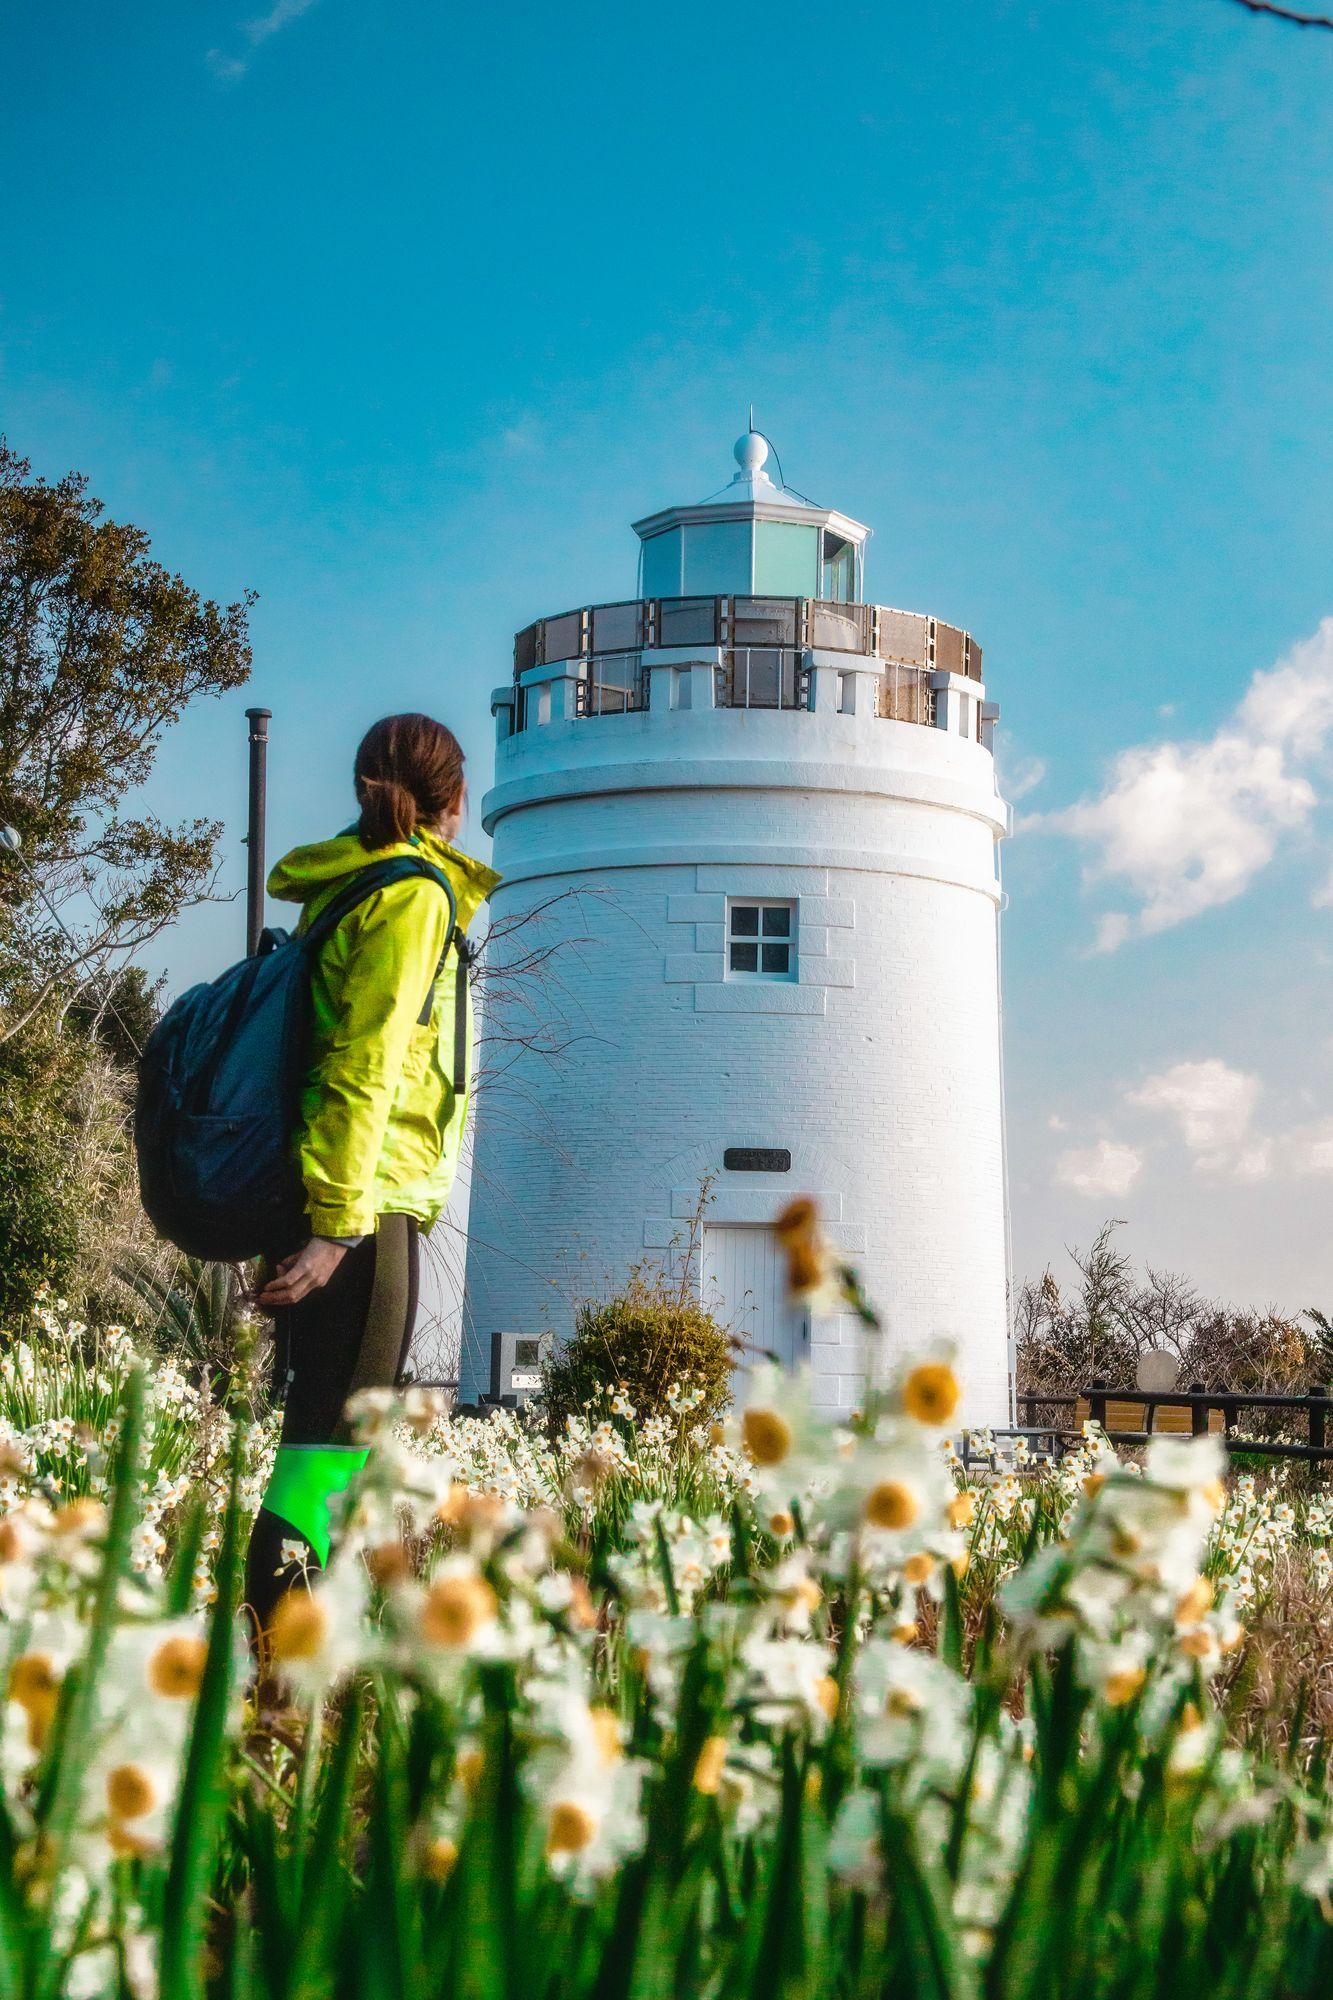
[301,857,459,1030]
[451,929,474,1095]
[299,857,474,1090]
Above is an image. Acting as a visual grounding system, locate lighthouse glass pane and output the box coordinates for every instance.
[753,521,819,596]
[640,530,682,599]
[821,531,856,602]
[682,520,752,595]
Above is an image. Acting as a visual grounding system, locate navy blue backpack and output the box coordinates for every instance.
[135,856,460,1262]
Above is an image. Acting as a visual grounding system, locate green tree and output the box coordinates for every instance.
[0,438,252,1040]
[0,440,253,1319]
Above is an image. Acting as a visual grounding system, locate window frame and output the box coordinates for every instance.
[725,898,799,983]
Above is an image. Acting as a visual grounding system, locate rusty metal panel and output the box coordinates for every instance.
[966,637,983,682]
[875,608,929,666]
[876,663,928,724]
[934,622,965,676]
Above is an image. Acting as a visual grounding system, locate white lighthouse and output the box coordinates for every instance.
[460,433,1011,1423]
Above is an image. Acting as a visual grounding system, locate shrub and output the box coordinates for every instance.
[538,1268,735,1436]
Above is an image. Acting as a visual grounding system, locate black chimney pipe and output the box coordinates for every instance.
[244,707,272,956]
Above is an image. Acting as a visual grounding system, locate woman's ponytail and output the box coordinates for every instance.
[353,714,466,851]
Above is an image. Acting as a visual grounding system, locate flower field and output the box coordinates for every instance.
[5,1309,1333,1996]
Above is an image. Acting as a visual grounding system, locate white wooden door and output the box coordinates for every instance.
[702,1225,810,1371]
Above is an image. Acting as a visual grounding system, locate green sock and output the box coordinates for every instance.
[260,1445,370,1568]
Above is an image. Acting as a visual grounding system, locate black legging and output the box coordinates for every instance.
[245,1215,420,1627]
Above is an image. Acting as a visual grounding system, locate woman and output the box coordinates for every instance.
[244,712,500,1628]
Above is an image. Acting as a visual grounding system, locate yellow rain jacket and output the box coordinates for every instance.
[267,827,501,1241]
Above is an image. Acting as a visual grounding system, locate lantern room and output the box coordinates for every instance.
[632,431,869,605]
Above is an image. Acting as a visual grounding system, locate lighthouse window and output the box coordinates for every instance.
[821,531,856,603]
[727,900,797,980]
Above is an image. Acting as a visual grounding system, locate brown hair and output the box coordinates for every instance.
[353,714,466,850]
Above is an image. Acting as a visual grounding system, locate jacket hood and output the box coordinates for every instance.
[268,827,502,930]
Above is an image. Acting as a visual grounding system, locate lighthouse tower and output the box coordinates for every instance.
[460,434,1011,1422]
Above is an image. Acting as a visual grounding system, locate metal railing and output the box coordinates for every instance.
[514,595,982,682]
[715,649,809,711]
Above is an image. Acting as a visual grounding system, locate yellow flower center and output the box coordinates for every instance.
[815,1676,841,1721]
[547,1800,598,1855]
[693,1735,728,1795]
[106,1763,157,1820]
[8,1653,58,1706]
[268,1590,329,1663]
[902,1552,935,1587]
[366,1541,411,1589]
[1103,1666,1146,1707]
[892,1620,920,1645]
[947,1491,976,1529]
[901,1363,961,1427]
[589,1706,622,1765]
[7,1653,59,1749]
[148,1634,208,1700]
[1175,1577,1214,1625]
[774,1196,819,1243]
[864,1481,920,1531]
[420,1573,498,1650]
[741,1409,793,1468]
[768,1510,795,1539]
[455,1747,485,1795]
[421,1835,459,1882]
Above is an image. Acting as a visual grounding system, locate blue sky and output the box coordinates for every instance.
[4,0,1332,1314]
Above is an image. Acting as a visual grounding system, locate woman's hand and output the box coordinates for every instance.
[256,1238,350,1310]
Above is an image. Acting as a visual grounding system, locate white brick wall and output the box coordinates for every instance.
[461,697,1010,1423]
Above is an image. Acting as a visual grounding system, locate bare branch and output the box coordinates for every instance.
[1227,0,1333,25]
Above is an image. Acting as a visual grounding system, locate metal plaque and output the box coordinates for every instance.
[723,1147,792,1173]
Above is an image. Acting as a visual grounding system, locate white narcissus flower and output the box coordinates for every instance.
[739,1634,839,1736]
[853,1637,970,1774]
[267,1557,374,1698]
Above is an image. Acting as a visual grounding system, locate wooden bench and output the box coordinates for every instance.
[1073,1396,1226,1437]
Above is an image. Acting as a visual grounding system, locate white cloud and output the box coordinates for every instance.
[1126,1059,1261,1166]
[1000,753,1047,803]
[1042,617,1333,948]
[244,0,321,42]
[1055,1139,1144,1199]
[1125,1056,1333,1184]
[1281,1118,1333,1178]
[208,0,320,79]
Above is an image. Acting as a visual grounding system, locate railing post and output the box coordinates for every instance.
[244,707,271,958]
[1313,1386,1328,1454]
[1090,1377,1107,1429]
[1189,1382,1207,1437]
